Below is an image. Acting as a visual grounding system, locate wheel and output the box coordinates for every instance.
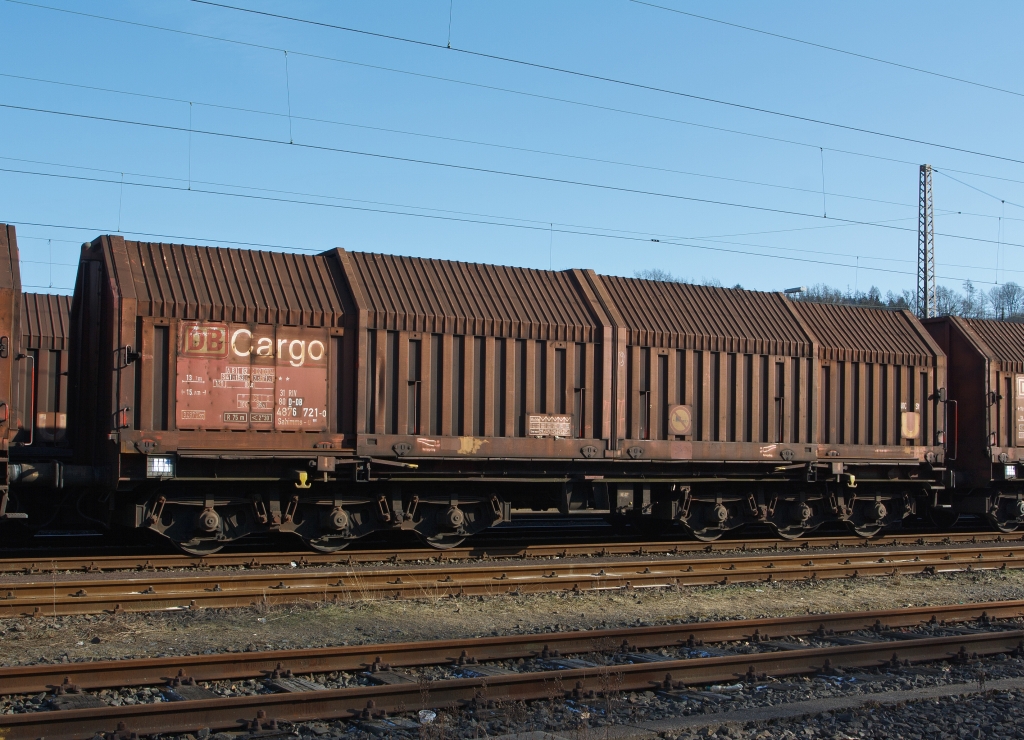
[845,496,903,539]
[848,522,885,539]
[989,517,1021,534]
[766,499,822,541]
[304,536,352,553]
[988,497,1024,533]
[416,532,466,550]
[690,528,723,542]
[773,525,813,541]
[174,539,224,556]
[684,501,732,542]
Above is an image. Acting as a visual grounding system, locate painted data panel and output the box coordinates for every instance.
[176,322,328,431]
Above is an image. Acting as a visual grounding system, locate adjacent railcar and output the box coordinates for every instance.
[923,316,1024,531]
[13,292,71,451]
[0,226,21,523]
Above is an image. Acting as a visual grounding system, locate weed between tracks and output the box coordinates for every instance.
[3,569,1024,668]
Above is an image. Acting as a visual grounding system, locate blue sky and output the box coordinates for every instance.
[2,0,1023,296]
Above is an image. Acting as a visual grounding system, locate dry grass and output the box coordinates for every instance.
[3,568,1024,667]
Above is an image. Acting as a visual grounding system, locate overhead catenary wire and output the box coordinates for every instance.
[446,0,453,49]
[5,212,1008,288]
[819,148,826,218]
[2,100,1021,254]
[4,0,1019,288]
[6,1,1024,187]
[3,163,1016,282]
[5,152,972,267]
[629,0,1024,100]
[935,169,1024,211]
[189,0,1024,166]
[283,50,293,144]
[187,102,192,190]
[14,140,1010,226]
[116,172,124,232]
[0,71,926,211]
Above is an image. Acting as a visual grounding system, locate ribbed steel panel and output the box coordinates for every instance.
[21,293,70,350]
[595,277,813,356]
[961,318,1024,371]
[922,315,1020,479]
[0,224,19,291]
[124,241,347,327]
[345,252,598,341]
[0,226,21,456]
[791,302,939,365]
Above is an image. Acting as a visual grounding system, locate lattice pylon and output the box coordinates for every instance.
[917,164,936,318]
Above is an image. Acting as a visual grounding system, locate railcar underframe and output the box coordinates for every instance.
[5,450,944,554]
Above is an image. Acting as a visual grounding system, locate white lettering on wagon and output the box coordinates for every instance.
[176,322,329,432]
[229,328,325,367]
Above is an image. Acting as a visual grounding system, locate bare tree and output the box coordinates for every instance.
[632,271,1024,323]
[989,282,1024,321]
[795,284,911,310]
[633,269,738,288]
[633,268,682,282]
[960,281,988,318]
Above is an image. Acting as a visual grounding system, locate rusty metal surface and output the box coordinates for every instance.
[0,223,20,292]
[342,251,599,341]
[592,275,812,354]
[118,239,348,326]
[342,253,607,441]
[68,236,356,458]
[791,302,941,366]
[0,225,22,458]
[3,544,1021,617]
[175,322,329,431]
[2,598,1021,696]
[956,316,1024,371]
[2,628,1020,740]
[791,302,945,449]
[925,316,1024,465]
[21,292,70,350]
[13,293,70,445]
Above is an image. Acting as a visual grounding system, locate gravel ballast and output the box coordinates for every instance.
[3,568,1024,737]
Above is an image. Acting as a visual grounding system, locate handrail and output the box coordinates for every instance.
[23,354,34,446]
[945,399,958,461]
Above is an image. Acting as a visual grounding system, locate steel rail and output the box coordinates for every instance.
[2,599,1022,696]
[1,629,1021,740]
[2,545,1021,617]
[0,531,1015,574]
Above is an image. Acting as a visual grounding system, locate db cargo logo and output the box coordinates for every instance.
[179,323,327,367]
[182,324,229,358]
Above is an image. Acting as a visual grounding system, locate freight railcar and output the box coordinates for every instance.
[12,292,72,451]
[0,225,21,524]
[581,276,947,539]
[923,316,1024,531]
[0,228,952,553]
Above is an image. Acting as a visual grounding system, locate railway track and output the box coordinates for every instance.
[1,601,1022,739]
[2,541,1023,617]
[0,530,1015,574]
